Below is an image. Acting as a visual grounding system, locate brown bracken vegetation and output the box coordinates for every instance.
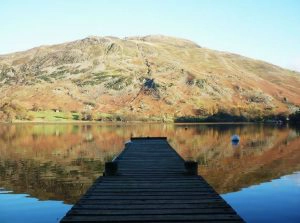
[0,35,299,122]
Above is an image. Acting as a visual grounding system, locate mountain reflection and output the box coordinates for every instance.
[0,123,299,204]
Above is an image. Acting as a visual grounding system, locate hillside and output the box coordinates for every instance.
[0,35,300,121]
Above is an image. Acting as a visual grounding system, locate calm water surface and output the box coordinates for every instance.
[0,123,299,222]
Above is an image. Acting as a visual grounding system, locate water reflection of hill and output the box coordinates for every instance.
[198,130,300,193]
[0,123,299,203]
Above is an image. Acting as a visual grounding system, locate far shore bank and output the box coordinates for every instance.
[0,120,285,125]
[1,109,299,125]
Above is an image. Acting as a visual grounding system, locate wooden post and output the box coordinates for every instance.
[104,162,118,176]
[185,161,198,175]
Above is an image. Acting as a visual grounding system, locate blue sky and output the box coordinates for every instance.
[1,0,300,71]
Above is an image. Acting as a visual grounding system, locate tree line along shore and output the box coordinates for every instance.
[0,101,299,124]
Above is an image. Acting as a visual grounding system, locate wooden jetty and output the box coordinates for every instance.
[61,137,244,222]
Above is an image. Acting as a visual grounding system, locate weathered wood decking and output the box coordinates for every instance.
[61,137,244,222]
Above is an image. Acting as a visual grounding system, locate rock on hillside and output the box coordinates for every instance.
[0,35,300,120]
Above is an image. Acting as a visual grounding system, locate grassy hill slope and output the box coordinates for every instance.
[0,35,299,121]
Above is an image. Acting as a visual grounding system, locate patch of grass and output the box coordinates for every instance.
[28,110,79,121]
[104,76,133,90]
[195,79,207,88]
[71,68,90,75]
[72,71,132,89]
[72,113,81,120]
[37,75,53,83]
[73,72,109,86]
[49,70,67,79]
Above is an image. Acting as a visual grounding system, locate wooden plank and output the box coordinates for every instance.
[89,188,215,192]
[83,192,217,196]
[61,214,243,222]
[93,182,208,186]
[66,208,236,215]
[90,185,211,190]
[100,177,204,180]
[93,182,212,185]
[100,177,204,181]
[72,203,232,209]
[89,184,214,189]
[81,195,219,200]
[77,199,226,206]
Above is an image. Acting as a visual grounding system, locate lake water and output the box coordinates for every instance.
[0,123,299,222]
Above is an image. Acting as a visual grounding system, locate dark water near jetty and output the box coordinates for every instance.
[0,123,300,223]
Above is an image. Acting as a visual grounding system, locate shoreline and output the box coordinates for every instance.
[0,120,273,125]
